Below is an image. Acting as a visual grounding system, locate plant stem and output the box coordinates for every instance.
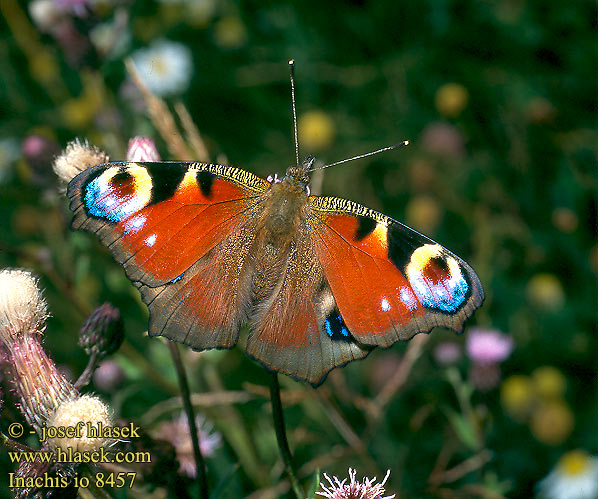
[269,373,303,498]
[167,341,208,498]
[74,351,99,390]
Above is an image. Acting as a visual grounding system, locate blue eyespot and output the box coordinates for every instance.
[325,312,350,339]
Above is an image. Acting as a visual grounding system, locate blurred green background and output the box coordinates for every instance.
[0,0,596,497]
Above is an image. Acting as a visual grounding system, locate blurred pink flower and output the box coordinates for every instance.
[22,135,61,183]
[93,359,124,392]
[466,328,513,365]
[419,122,465,159]
[433,341,462,366]
[156,412,221,477]
[54,0,90,17]
[317,468,395,499]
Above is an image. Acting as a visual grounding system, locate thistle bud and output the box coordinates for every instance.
[126,136,161,162]
[78,303,124,359]
[52,139,109,184]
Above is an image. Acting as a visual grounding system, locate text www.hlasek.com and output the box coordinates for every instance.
[8,446,150,465]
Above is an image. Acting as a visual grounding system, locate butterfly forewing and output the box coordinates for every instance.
[68,161,268,285]
[309,195,484,347]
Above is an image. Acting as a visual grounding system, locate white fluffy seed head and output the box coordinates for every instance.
[0,269,48,343]
[53,139,109,184]
[47,395,113,453]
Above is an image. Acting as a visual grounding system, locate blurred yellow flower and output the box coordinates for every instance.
[530,399,574,445]
[526,273,565,311]
[61,98,95,128]
[298,110,336,152]
[30,51,59,84]
[213,16,247,49]
[532,366,567,399]
[187,0,216,27]
[435,83,469,118]
[501,375,534,421]
[405,195,442,234]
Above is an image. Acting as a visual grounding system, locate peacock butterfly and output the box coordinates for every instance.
[67,68,484,386]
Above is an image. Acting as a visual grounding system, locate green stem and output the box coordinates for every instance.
[269,373,303,498]
[167,341,208,498]
[74,351,99,390]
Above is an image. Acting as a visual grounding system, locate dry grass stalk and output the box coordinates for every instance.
[124,58,192,161]
[175,100,211,162]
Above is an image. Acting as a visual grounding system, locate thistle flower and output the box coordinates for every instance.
[433,341,462,366]
[155,412,222,477]
[317,468,395,499]
[0,269,75,433]
[466,328,513,365]
[0,269,113,453]
[47,395,113,453]
[53,139,109,185]
[466,328,514,392]
[126,136,161,162]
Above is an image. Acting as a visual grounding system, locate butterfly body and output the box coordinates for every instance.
[68,158,483,385]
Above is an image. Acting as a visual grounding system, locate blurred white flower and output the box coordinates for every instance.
[130,40,193,96]
[537,450,598,499]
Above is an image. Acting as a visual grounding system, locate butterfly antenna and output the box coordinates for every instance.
[307,140,410,172]
[289,59,300,166]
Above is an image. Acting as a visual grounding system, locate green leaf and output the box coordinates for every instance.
[443,406,479,451]
[305,468,321,499]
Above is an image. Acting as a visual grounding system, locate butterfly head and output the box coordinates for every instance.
[282,155,314,193]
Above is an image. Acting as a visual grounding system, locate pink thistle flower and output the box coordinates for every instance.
[156,412,221,477]
[317,468,395,499]
[0,269,113,446]
[126,136,161,162]
[466,328,513,365]
[0,269,76,432]
[466,328,514,391]
[433,341,462,366]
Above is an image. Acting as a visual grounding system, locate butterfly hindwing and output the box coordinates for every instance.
[309,196,484,347]
[246,222,369,385]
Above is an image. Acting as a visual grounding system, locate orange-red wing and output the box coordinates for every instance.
[68,161,269,286]
[136,218,260,352]
[309,196,484,347]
